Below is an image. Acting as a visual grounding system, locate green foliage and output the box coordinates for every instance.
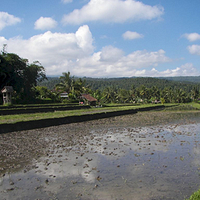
[160,98,165,104]
[0,51,47,103]
[186,189,200,200]
[3,102,13,107]
[164,104,199,111]
[55,72,89,102]
[38,75,200,105]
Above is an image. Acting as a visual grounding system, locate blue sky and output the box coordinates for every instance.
[1,0,200,77]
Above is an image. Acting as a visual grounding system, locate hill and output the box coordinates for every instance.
[159,76,200,83]
[38,76,200,92]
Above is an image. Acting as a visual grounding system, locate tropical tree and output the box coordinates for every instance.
[55,72,91,101]
[35,86,51,99]
[102,86,117,103]
[55,72,72,93]
[191,87,199,101]
[0,52,46,102]
[151,86,160,100]
[174,88,187,103]
[93,89,102,102]
[117,89,131,103]
[161,87,173,103]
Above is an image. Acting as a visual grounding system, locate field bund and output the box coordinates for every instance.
[0,105,165,134]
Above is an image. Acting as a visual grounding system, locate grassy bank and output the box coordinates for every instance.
[0,103,167,125]
[1,103,200,125]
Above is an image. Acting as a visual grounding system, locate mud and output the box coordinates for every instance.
[0,111,200,200]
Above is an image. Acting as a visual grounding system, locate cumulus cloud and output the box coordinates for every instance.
[0,12,21,31]
[188,45,200,55]
[146,63,199,77]
[62,0,164,25]
[1,25,198,78]
[34,17,57,30]
[123,31,144,40]
[61,0,73,3]
[100,46,124,62]
[72,48,171,77]
[182,33,200,42]
[0,25,94,74]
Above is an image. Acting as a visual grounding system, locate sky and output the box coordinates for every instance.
[0,0,200,78]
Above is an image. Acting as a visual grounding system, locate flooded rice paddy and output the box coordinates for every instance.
[0,111,200,200]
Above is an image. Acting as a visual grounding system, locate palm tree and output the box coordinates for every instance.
[102,86,117,103]
[191,87,199,101]
[118,89,131,103]
[73,78,86,98]
[55,72,72,93]
[174,88,187,103]
[151,86,160,100]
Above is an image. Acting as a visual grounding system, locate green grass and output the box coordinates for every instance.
[0,104,165,125]
[1,103,199,125]
[186,189,200,200]
[0,103,79,110]
[188,102,200,109]
[164,103,200,111]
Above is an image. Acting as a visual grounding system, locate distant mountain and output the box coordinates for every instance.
[83,77,200,92]
[158,76,200,83]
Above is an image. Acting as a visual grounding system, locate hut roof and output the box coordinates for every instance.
[1,86,14,93]
[81,94,97,102]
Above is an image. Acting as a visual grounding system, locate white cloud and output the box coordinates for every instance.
[100,46,124,62]
[61,0,73,3]
[146,63,199,77]
[34,17,57,30]
[0,12,21,31]
[188,45,200,55]
[0,25,94,75]
[62,0,164,25]
[1,25,199,78]
[123,31,144,40]
[72,48,171,77]
[182,33,200,42]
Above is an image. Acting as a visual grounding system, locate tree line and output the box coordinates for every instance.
[37,74,200,104]
[1,49,200,105]
[37,72,200,104]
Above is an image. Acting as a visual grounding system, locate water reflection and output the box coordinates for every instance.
[1,123,200,200]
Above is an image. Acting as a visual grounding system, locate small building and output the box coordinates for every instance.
[59,92,68,98]
[1,86,14,105]
[80,94,97,106]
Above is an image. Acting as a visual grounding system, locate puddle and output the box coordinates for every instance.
[0,122,200,199]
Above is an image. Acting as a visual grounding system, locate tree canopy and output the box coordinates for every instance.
[0,51,47,103]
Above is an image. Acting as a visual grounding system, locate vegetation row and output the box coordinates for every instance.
[1,50,200,106]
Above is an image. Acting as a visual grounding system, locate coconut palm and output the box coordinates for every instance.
[55,72,73,93]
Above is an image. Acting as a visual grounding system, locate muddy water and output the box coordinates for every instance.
[0,113,200,200]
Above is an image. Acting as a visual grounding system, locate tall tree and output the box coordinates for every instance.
[0,51,46,102]
[55,72,72,93]
[102,86,117,103]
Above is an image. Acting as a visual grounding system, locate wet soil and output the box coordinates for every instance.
[0,111,200,200]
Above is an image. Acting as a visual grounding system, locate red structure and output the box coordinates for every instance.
[80,94,97,106]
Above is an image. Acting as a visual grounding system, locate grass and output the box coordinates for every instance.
[186,189,200,200]
[0,104,166,125]
[189,102,200,109]
[164,102,200,111]
[0,102,199,125]
[0,103,80,110]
